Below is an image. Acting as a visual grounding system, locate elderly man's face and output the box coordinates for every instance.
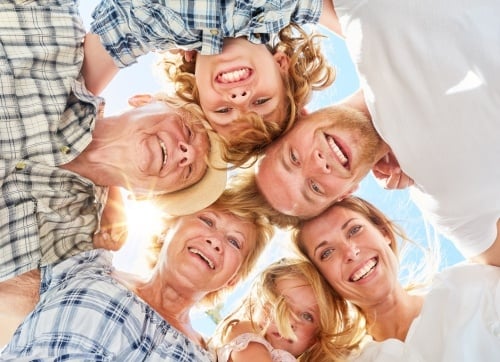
[102,102,210,194]
[255,106,386,218]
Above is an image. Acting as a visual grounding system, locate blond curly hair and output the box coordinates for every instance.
[161,24,335,168]
[212,258,366,362]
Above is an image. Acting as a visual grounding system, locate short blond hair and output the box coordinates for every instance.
[146,174,275,307]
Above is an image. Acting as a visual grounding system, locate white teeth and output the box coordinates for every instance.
[188,247,215,269]
[351,258,377,282]
[218,68,250,83]
[159,139,167,169]
[326,135,348,165]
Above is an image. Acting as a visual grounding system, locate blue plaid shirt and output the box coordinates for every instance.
[90,0,322,67]
[2,250,214,361]
[0,0,106,281]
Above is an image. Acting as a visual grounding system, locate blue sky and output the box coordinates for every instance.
[80,2,464,336]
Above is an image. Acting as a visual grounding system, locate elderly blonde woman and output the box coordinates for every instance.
[1,178,274,361]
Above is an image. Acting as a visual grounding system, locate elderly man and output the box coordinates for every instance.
[0,1,226,284]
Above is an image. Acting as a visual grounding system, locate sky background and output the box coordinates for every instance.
[80,2,464,337]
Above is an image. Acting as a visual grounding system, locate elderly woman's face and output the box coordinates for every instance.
[164,207,257,292]
[299,206,399,307]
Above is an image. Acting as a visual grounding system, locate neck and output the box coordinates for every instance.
[60,116,125,187]
[363,289,424,342]
[112,269,206,346]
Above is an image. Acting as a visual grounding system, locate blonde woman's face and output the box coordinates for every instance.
[163,207,257,293]
[299,206,399,308]
[194,38,288,140]
[264,278,319,357]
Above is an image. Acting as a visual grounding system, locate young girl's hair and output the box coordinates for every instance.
[162,24,335,168]
[212,258,366,362]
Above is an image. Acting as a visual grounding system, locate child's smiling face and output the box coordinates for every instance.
[194,37,289,140]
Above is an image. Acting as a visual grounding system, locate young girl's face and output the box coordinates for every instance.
[194,37,289,140]
[264,277,319,357]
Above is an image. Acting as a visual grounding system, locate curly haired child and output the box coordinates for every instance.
[211,258,365,362]
[162,24,334,167]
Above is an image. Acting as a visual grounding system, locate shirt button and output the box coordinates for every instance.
[256,15,265,23]
[209,29,219,35]
[60,145,71,154]
[254,33,261,39]
[15,161,26,170]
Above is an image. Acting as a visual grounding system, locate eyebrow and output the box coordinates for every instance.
[312,217,356,256]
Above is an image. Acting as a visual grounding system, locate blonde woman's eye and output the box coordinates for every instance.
[348,225,362,237]
[183,124,193,140]
[228,237,241,250]
[320,248,334,261]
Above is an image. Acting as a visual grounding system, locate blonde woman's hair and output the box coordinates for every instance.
[212,258,366,362]
[145,174,275,307]
[161,23,335,168]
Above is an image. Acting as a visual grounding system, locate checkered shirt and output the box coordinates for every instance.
[0,0,106,281]
[90,0,322,67]
[1,250,215,362]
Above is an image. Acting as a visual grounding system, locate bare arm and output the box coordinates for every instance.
[471,219,500,266]
[82,33,119,95]
[223,321,273,362]
[319,0,343,36]
[0,270,40,346]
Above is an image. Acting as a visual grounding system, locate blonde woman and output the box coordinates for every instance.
[1,179,274,360]
[293,196,500,361]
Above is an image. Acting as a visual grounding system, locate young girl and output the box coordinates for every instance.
[163,24,334,167]
[212,258,365,362]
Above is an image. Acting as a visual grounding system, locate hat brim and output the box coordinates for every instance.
[151,131,227,216]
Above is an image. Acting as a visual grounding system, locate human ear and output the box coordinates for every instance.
[128,94,154,108]
[273,51,290,72]
[337,184,359,201]
[226,275,241,288]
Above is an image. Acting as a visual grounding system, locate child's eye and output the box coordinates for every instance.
[290,150,299,165]
[310,180,322,194]
[215,107,231,114]
[254,98,270,106]
[301,312,314,323]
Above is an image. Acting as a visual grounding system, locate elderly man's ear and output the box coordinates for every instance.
[128,94,155,107]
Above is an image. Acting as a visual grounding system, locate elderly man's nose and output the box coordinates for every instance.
[178,141,194,166]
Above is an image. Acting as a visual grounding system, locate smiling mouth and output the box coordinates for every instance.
[325,134,349,168]
[188,247,215,269]
[216,67,251,83]
[350,257,378,282]
[158,138,167,171]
